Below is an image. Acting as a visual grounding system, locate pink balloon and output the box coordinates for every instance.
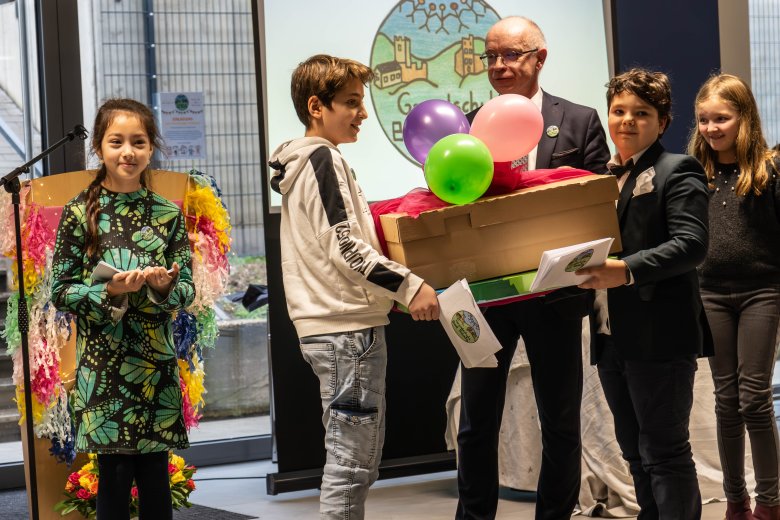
[469,94,544,162]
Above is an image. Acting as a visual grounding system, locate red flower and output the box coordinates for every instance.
[67,472,81,485]
[186,479,196,490]
[76,489,91,500]
[168,463,177,474]
[131,486,139,498]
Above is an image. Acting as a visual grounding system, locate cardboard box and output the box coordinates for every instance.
[380,174,622,289]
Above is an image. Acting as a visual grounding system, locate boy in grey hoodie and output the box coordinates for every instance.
[269,54,439,520]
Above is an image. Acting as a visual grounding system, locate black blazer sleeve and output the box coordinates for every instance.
[580,108,611,175]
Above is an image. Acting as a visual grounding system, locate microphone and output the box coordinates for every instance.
[72,124,89,141]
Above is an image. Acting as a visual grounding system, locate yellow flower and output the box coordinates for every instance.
[78,474,93,489]
[170,454,185,471]
[171,471,185,485]
[81,461,94,473]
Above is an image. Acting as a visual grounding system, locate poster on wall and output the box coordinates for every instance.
[263,0,610,206]
[155,92,206,160]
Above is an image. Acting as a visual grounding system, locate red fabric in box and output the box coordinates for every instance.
[369,168,594,256]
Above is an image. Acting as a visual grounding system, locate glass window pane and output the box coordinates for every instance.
[87,0,270,442]
[750,0,780,147]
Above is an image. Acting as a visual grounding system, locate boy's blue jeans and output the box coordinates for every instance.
[299,326,387,520]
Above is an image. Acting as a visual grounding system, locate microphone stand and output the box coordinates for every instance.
[1,124,88,520]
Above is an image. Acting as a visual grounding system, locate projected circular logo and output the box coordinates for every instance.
[451,310,480,343]
[369,1,501,164]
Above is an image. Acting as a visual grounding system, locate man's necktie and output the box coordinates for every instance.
[607,158,634,179]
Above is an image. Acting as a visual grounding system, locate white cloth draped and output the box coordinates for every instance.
[445,317,755,517]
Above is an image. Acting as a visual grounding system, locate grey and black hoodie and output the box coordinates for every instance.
[269,137,423,338]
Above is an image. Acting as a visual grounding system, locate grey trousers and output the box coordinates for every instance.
[299,326,387,520]
[702,282,780,506]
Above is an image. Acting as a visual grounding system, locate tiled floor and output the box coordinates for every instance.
[185,362,780,518]
[192,459,731,519]
[2,367,778,517]
[194,461,531,519]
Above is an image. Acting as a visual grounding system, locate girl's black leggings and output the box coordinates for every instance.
[96,451,172,520]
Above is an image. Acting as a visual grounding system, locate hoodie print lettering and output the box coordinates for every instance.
[336,224,370,275]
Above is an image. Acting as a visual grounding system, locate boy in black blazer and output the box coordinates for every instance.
[577,69,712,520]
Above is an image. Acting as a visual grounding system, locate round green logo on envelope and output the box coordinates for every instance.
[565,249,594,272]
[451,310,480,343]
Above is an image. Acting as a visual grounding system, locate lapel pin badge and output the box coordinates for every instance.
[546,125,559,138]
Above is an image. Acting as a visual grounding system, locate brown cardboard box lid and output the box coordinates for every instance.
[380,174,619,243]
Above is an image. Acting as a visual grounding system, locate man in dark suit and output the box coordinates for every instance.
[456,16,610,520]
[577,69,711,519]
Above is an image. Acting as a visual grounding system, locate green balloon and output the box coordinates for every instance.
[424,134,494,205]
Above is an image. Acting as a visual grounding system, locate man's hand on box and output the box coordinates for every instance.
[409,283,440,321]
[576,259,629,290]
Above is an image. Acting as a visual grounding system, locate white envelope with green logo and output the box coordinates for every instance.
[437,279,501,368]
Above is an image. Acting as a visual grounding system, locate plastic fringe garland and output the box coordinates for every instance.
[48,394,77,466]
[178,358,205,429]
[2,293,21,354]
[194,308,219,351]
[0,189,14,254]
[39,386,75,462]
[173,310,198,370]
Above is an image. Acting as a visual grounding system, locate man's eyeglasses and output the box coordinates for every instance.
[479,49,538,67]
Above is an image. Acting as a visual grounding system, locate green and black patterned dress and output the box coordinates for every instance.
[51,187,195,454]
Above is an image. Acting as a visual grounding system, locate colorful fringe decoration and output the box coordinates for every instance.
[1,293,21,353]
[43,389,76,465]
[186,174,231,254]
[7,196,51,295]
[0,170,231,461]
[185,171,231,316]
[179,358,206,412]
[0,189,15,255]
[14,385,45,426]
[173,310,199,369]
[178,357,205,430]
[194,308,219,351]
[179,372,202,430]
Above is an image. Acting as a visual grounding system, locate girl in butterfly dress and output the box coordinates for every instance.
[52,98,195,520]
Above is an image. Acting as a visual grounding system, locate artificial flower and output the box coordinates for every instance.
[55,452,197,518]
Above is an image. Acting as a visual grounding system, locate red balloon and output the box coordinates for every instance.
[470,94,544,162]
